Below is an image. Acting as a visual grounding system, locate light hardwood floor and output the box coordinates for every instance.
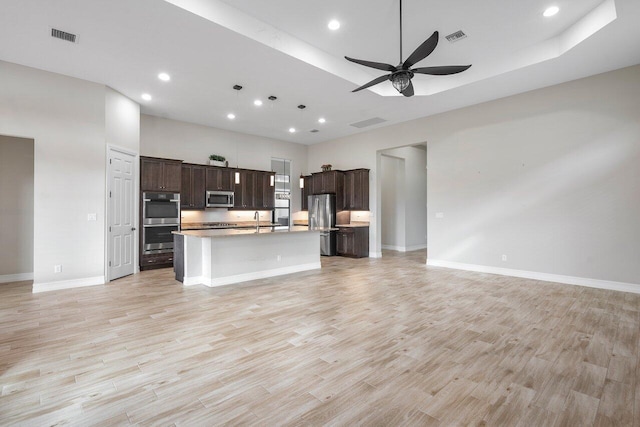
[1,250,638,426]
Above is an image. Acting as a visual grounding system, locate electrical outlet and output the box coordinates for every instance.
[436,212,444,219]
[502,255,507,262]
[87,213,97,221]
[54,265,62,273]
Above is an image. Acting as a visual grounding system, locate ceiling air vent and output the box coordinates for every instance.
[445,30,467,43]
[350,117,387,129]
[51,28,77,43]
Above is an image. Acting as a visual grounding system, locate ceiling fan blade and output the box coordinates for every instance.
[352,74,391,92]
[403,31,439,69]
[401,80,414,97]
[412,65,472,75]
[345,56,397,72]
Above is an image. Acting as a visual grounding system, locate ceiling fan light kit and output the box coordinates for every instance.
[345,0,471,97]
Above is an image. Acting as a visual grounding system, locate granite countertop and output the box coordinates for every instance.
[181,221,280,230]
[336,222,370,228]
[174,226,316,238]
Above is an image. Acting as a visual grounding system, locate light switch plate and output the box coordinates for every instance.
[436,212,444,219]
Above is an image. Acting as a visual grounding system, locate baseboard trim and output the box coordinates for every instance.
[32,276,105,293]
[382,244,427,253]
[0,272,34,284]
[369,251,382,258]
[184,262,322,288]
[426,259,640,295]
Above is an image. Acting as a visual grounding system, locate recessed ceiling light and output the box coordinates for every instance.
[158,72,171,81]
[543,6,559,17]
[141,93,152,101]
[227,113,236,120]
[289,127,296,133]
[328,19,340,31]
[318,117,326,124]
[254,99,263,106]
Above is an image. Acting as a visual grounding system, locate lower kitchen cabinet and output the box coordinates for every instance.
[140,253,174,270]
[337,226,369,258]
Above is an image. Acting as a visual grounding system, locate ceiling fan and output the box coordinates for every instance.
[345,0,471,97]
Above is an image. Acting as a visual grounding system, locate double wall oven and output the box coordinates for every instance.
[142,192,180,255]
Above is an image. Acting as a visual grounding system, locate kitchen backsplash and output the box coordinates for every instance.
[181,209,272,224]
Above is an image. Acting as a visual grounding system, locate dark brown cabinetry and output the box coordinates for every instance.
[233,169,275,210]
[257,172,275,209]
[181,164,206,209]
[301,175,312,210]
[140,157,181,192]
[206,167,233,191]
[343,169,369,210]
[140,252,174,269]
[302,169,369,211]
[337,226,369,258]
[311,170,344,195]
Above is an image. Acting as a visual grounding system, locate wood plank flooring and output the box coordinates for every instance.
[1,250,639,426]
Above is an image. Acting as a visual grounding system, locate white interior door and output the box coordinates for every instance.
[108,148,135,280]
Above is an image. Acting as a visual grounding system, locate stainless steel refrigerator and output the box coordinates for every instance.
[308,194,336,256]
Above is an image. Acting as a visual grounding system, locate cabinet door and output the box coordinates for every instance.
[301,175,311,210]
[261,173,275,209]
[206,167,234,191]
[311,173,323,194]
[180,165,193,208]
[162,162,182,192]
[191,166,206,209]
[234,170,256,209]
[141,158,164,191]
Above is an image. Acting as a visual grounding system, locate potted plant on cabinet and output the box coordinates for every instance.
[209,154,227,167]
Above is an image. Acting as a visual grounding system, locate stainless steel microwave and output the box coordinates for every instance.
[206,191,234,208]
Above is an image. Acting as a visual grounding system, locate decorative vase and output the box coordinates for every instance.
[210,160,225,167]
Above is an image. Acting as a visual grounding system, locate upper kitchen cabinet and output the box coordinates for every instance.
[343,169,370,211]
[181,164,206,210]
[311,170,344,195]
[234,169,255,209]
[206,167,233,192]
[301,175,312,211]
[233,169,275,210]
[258,172,276,210]
[140,156,182,192]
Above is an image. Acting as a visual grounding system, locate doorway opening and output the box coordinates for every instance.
[378,144,427,255]
[0,135,34,285]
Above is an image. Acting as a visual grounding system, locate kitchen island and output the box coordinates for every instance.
[173,226,321,287]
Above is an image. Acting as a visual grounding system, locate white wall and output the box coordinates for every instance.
[0,61,106,289]
[0,135,33,282]
[0,61,141,291]
[140,114,308,214]
[106,87,140,153]
[380,155,405,250]
[309,64,640,288]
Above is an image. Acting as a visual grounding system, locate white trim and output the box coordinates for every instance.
[426,259,640,295]
[0,273,34,284]
[369,251,382,258]
[32,276,105,293]
[184,262,321,287]
[382,244,427,252]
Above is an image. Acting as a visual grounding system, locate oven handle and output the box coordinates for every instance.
[143,224,179,228]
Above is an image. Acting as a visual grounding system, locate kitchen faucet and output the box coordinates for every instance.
[254,211,259,232]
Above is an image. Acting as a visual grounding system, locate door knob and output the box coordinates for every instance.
[131,227,136,231]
